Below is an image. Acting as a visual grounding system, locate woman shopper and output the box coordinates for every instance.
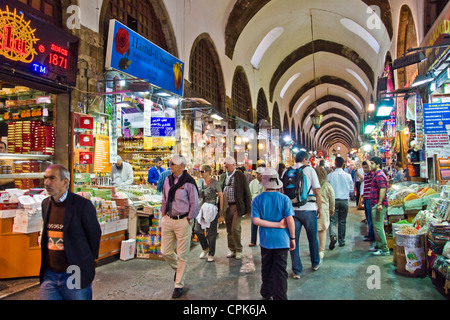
[194,164,223,262]
[314,166,335,259]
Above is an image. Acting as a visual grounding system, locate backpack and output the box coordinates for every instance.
[282,165,312,207]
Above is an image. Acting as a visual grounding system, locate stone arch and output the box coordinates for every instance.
[270,40,374,102]
[231,66,253,123]
[189,33,226,113]
[225,0,393,59]
[99,0,178,57]
[396,4,419,88]
[272,102,281,130]
[256,88,270,123]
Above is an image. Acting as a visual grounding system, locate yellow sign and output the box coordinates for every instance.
[0,6,39,63]
[94,135,111,173]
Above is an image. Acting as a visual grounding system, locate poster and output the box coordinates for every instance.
[94,135,111,173]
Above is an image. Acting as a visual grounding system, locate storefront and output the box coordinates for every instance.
[69,19,186,262]
[0,3,79,278]
[380,5,450,294]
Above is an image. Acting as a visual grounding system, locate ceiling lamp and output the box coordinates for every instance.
[364,123,376,134]
[411,73,434,87]
[392,51,427,70]
[311,108,323,129]
[375,99,394,118]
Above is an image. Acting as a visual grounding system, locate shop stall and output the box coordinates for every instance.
[0,3,79,278]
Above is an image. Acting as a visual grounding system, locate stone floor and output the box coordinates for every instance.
[2,202,449,301]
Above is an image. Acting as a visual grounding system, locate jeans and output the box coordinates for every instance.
[289,210,320,275]
[40,269,92,300]
[364,199,375,240]
[250,220,258,244]
[260,247,288,300]
[329,199,349,246]
[194,215,218,256]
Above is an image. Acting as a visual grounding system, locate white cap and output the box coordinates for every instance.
[256,167,265,174]
[224,156,236,165]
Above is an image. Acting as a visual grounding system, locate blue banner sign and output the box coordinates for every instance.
[151,117,175,137]
[423,102,450,134]
[105,20,184,96]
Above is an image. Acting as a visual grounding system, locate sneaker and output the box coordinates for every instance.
[312,260,322,271]
[235,252,242,260]
[207,255,215,262]
[372,249,390,256]
[199,249,209,259]
[369,246,379,252]
[227,251,236,258]
[329,236,337,250]
[293,273,301,279]
[249,243,256,247]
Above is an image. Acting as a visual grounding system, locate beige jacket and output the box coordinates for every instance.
[318,180,335,231]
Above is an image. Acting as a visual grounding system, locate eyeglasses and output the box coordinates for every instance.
[170,162,178,166]
[199,170,205,173]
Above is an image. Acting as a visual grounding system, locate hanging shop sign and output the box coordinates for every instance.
[105,19,184,96]
[423,102,450,134]
[419,4,450,75]
[0,5,79,86]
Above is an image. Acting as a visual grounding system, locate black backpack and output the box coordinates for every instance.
[282,165,312,207]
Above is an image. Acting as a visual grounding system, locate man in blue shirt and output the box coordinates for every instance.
[252,168,295,300]
[147,157,164,185]
[327,157,354,249]
[156,161,171,193]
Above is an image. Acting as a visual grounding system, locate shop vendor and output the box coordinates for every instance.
[111,155,134,187]
[148,157,165,185]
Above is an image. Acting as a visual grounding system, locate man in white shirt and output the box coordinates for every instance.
[287,151,322,279]
[111,155,134,187]
[327,156,354,249]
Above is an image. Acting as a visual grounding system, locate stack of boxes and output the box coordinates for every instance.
[7,121,55,155]
[137,205,162,259]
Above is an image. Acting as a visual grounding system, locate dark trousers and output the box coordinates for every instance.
[194,215,218,256]
[260,247,288,300]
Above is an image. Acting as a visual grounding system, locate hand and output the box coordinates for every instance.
[316,209,321,219]
[376,204,383,212]
[289,239,296,251]
[330,210,335,216]
[279,218,287,228]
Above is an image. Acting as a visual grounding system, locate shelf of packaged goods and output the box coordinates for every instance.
[0,103,53,112]
[0,173,45,179]
[0,154,52,161]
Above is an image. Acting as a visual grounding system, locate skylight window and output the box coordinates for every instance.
[340,18,380,53]
[345,93,363,111]
[251,27,284,68]
[294,95,310,115]
[280,73,301,98]
[346,68,368,92]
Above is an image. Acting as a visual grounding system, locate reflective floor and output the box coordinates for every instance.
[3,201,449,300]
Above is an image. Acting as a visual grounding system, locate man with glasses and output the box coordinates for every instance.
[161,155,199,298]
[219,156,252,260]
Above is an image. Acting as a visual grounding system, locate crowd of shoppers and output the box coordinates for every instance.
[38,152,394,300]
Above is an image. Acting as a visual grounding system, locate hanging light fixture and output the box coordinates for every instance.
[308,12,323,130]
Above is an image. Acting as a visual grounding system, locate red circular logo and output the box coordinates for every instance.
[38,45,45,53]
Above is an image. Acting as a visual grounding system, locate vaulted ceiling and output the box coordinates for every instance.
[221,0,394,151]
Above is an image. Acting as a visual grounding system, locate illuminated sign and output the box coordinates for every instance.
[0,5,78,86]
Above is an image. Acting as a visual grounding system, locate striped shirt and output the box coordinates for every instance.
[362,171,374,200]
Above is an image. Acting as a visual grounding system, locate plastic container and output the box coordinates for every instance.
[395,232,427,277]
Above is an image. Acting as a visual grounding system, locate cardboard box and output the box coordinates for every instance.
[103,221,116,235]
[120,239,136,261]
[0,209,16,218]
[116,219,128,231]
